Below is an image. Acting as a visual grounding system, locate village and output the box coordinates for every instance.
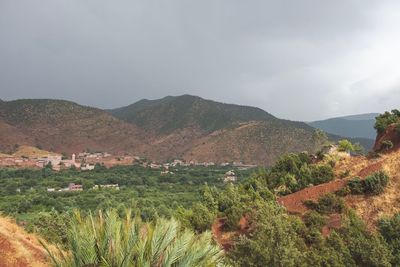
[0,146,256,193]
[0,145,257,172]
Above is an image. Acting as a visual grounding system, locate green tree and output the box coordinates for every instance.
[228,202,305,267]
[374,110,400,133]
[379,213,400,266]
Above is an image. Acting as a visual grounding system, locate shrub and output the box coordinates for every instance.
[316,194,345,214]
[189,203,216,232]
[336,185,351,197]
[303,194,344,215]
[338,139,354,152]
[303,211,327,230]
[339,170,350,179]
[310,164,334,184]
[381,140,394,151]
[378,213,400,266]
[347,177,364,194]
[363,171,389,195]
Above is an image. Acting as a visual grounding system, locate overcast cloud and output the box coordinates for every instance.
[1,0,399,120]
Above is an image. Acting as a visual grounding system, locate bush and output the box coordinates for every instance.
[378,213,400,266]
[347,177,364,194]
[303,211,327,230]
[303,194,345,214]
[381,140,394,151]
[363,171,389,195]
[189,203,216,232]
[338,139,354,152]
[316,194,345,214]
[310,164,334,184]
[336,185,351,196]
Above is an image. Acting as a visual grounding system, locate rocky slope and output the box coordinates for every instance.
[0,99,148,155]
[0,96,362,165]
[109,95,326,165]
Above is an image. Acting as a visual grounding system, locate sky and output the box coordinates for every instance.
[1,0,400,121]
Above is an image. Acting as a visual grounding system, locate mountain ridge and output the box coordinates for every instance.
[0,96,375,165]
[308,113,378,140]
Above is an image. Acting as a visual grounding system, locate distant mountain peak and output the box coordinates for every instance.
[308,113,378,140]
[109,95,277,134]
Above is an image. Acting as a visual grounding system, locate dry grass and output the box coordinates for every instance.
[12,145,61,158]
[0,216,51,267]
[343,150,400,229]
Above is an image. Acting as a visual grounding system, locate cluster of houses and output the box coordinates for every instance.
[0,151,138,171]
[47,183,119,193]
[223,170,237,183]
[146,159,256,170]
[47,183,83,192]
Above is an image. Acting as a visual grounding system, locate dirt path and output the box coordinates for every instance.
[278,179,348,214]
[0,216,50,267]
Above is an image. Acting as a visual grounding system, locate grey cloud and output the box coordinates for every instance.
[0,0,399,120]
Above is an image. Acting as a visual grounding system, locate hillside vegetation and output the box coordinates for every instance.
[109,95,329,165]
[0,99,148,155]
[0,96,335,165]
[108,95,278,134]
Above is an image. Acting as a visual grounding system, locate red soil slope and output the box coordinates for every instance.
[278,179,348,214]
[0,216,50,267]
[374,124,400,152]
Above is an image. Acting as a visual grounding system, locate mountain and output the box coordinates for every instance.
[108,95,277,134]
[0,96,375,165]
[109,95,328,164]
[0,99,148,155]
[308,113,378,140]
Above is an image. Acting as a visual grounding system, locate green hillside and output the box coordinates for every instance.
[108,95,279,134]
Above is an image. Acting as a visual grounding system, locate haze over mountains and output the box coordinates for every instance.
[309,113,378,140]
[0,95,376,165]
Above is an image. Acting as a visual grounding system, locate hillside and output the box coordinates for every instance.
[0,216,50,266]
[108,95,278,134]
[308,113,378,140]
[0,96,372,165]
[278,148,400,228]
[0,99,148,155]
[109,95,327,165]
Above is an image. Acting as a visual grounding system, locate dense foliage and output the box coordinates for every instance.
[379,213,400,266]
[374,109,400,133]
[345,171,390,195]
[255,152,334,195]
[43,210,225,267]
[1,150,399,266]
[0,165,250,243]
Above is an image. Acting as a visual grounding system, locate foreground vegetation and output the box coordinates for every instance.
[43,210,224,267]
[2,141,400,266]
[0,164,251,244]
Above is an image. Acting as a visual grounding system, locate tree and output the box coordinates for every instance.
[338,139,354,152]
[42,210,225,267]
[374,110,400,133]
[228,202,305,267]
[363,171,390,195]
[379,213,400,266]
